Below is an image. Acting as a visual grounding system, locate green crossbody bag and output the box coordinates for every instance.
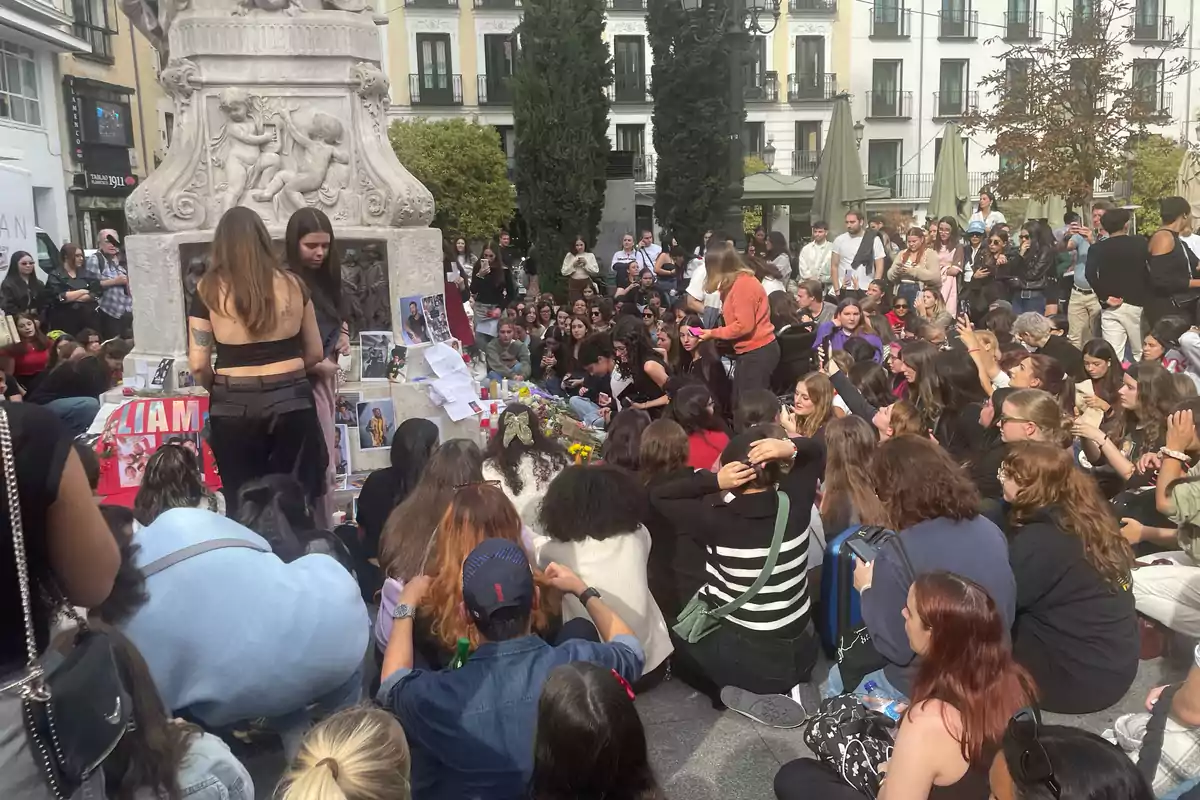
[672,490,790,644]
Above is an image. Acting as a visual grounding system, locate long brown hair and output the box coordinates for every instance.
[285,207,342,322]
[872,436,980,530]
[638,418,689,483]
[794,372,834,438]
[821,416,888,532]
[910,572,1037,764]
[702,243,753,296]
[1002,442,1133,589]
[420,483,555,651]
[198,206,291,336]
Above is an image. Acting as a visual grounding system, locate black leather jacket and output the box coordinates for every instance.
[1011,245,1055,291]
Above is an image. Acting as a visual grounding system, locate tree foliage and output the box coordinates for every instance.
[388,118,515,242]
[963,0,1194,207]
[511,0,611,293]
[742,154,768,233]
[1131,134,1185,233]
[648,0,737,253]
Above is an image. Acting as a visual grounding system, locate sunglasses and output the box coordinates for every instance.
[1007,709,1061,799]
[893,303,909,309]
[453,479,503,491]
[989,238,1004,245]
[1019,233,1030,240]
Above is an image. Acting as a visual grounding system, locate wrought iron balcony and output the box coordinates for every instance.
[788,73,837,102]
[478,75,512,105]
[938,7,977,39]
[933,90,978,119]
[404,0,458,7]
[634,154,654,182]
[793,150,819,177]
[866,89,912,119]
[607,73,652,103]
[789,0,836,12]
[870,5,910,38]
[745,71,779,102]
[606,0,646,9]
[1131,89,1172,120]
[1131,14,1174,43]
[1003,9,1041,41]
[474,0,520,7]
[409,74,463,106]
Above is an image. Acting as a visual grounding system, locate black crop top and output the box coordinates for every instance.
[189,292,305,369]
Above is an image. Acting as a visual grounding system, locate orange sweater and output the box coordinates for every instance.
[711,273,775,354]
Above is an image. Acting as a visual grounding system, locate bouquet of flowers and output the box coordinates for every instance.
[567,442,596,465]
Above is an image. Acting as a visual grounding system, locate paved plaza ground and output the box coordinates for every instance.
[242,647,1191,798]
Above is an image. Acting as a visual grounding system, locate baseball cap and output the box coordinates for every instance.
[966,221,986,236]
[462,538,535,626]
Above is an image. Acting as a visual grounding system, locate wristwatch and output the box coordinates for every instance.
[577,587,602,606]
[391,602,417,620]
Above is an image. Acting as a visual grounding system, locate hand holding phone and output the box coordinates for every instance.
[687,326,704,337]
[846,537,879,563]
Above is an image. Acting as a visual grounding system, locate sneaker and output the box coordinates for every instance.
[720,686,806,729]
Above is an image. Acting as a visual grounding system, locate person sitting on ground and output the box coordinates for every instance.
[484,321,531,382]
[531,661,666,800]
[649,427,824,721]
[612,315,670,415]
[483,403,570,536]
[670,383,730,470]
[276,706,412,800]
[377,540,644,800]
[357,418,438,564]
[812,298,883,361]
[1000,442,1138,714]
[26,352,111,436]
[131,442,223,525]
[1143,315,1195,379]
[845,436,1016,700]
[115,506,368,757]
[1013,312,1086,382]
[598,408,652,472]
[569,333,617,429]
[5,312,53,393]
[777,572,1037,800]
[94,621,254,800]
[235,474,355,571]
[533,464,673,686]
[1009,352,1075,414]
[820,416,888,535]
[677,314,733,416]
[782,371,839,441]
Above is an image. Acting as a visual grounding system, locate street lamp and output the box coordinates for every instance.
[854,120,865,149]
[763,140,776,171]
[679,0,782,246]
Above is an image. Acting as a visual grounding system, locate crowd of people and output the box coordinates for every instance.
[12,193,1200,800]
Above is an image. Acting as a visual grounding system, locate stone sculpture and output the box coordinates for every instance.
[210,87,279,214]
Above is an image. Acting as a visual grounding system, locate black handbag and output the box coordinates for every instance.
[0,406,131,798]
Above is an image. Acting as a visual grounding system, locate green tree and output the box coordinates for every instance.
[388,118,515,242]
[963,0,1194,207]
[742,154,768,233]
[1130,134,1185,233]
[648,0,737,252]
[511,0,611,294]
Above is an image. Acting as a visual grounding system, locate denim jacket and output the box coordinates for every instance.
[378,633,644,800]
[132,732,253,800]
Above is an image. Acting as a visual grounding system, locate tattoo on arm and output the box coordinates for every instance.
[191,327,214,347]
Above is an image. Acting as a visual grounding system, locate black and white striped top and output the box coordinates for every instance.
[649,437,824,636]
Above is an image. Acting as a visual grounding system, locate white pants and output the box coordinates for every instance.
[1133,551,1200,637]
[1101,301,1144,360]
[1067,288,1102,348]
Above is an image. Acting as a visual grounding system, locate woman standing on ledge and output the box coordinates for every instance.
[188,206,326,518]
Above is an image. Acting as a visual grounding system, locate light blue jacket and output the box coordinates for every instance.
[132,732,253,800]
[121,508,368,728]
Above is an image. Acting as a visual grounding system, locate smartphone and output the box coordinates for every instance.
[846,537,879,563]
[687,326,704,337]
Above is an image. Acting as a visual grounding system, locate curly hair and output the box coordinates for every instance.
[872,435,981,530]
[132,444,214,526]
[421,483,555,652]
[1003,442,1133,589]
[538,465,648,542]
[483,404,569,495]
[612,315,658,381]
[1114,360,1182,449]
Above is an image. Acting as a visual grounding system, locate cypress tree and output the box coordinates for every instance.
[648,0,737,252]
[511,0,612,292]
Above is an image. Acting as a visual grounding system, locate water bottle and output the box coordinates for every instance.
[449,637,471,669]
[860,681,903,721]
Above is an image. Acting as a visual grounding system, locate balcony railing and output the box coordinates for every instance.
[634,154,654,182]
[870,5,910,38]
[745,71,779,102]
[933,90,978,118]
[866,89,912,119]
[788,73,837,101]
[938,8,977,39]
[478,75,512,105]
[474,0,520,7]
[404,0,458,7]
[789,0,836,12]
[607,0,646,9]
[1131,89,1172,119]
[866,171,999,199]
[1131,14,1174,43]
[409,74,464,105]
[607,73,652,103]
[1003,10,1041,41]
[793,150,819,177]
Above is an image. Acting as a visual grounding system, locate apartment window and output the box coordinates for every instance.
[747,35,768,90]
[615,124,644,156]
[867,140,901,197]
[415,33,454,101]
[870,60,902,117]
[613,36,646,101]
[940,0,969,37]
[938,59,968,115]
[744,122,765,160]
[794,121,821,175]
[0,41,41,126]
[1132,58,1164,112]
[73,0,117,61]
[1005,58,1031,112]
[495,124,515,179]
[482,34,515,103]
[792,36,826,99]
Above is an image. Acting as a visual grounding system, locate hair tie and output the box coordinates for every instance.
[611,669,635,701]
[316,757,340,779]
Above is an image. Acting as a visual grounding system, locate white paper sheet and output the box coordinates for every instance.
[425,342,468,378]
[444,399,483,422]
[476,317,499,338]
[87,401,128,435]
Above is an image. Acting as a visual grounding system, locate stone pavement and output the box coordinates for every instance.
[243,650,1191,798]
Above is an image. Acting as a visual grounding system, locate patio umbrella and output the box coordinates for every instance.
[811,94,868,237]
[1024,195,1067,226]
[927,122,970,230]
[1177,148,1200,226]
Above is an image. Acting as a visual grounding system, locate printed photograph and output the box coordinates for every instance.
[334,423,351,476]
[421,293,452,343]
[359,332,395,381]
[357,398,396,450]
[386,346,407,383]
[398,295,429,345]
[335,392,361,426]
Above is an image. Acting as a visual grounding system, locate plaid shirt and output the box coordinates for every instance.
[84,253,133,319]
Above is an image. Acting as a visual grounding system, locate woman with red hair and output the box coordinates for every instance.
[774,571,1037,799]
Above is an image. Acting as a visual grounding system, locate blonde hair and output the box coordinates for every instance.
[277,706,411,800]
[1004,389,1071,447]
[975,330,999,354]
[703,243,753,295]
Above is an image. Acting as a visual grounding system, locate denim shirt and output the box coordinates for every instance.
[132,732,254,800]
[378,633,645,800]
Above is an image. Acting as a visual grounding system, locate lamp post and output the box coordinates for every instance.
[763,139,776,171]
[679,0,780,247]
[853,120,865,150]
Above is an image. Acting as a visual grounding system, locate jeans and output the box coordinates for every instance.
[1133,551,1200,638]
[568,396,606,428]
[894,281,920,306]
[270,662,364,759]
[43,396,100,437]
[1102,302,1144,362]
[486,371,511,382]
[1067,288,1102,348]
[1011,290,1046,316]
